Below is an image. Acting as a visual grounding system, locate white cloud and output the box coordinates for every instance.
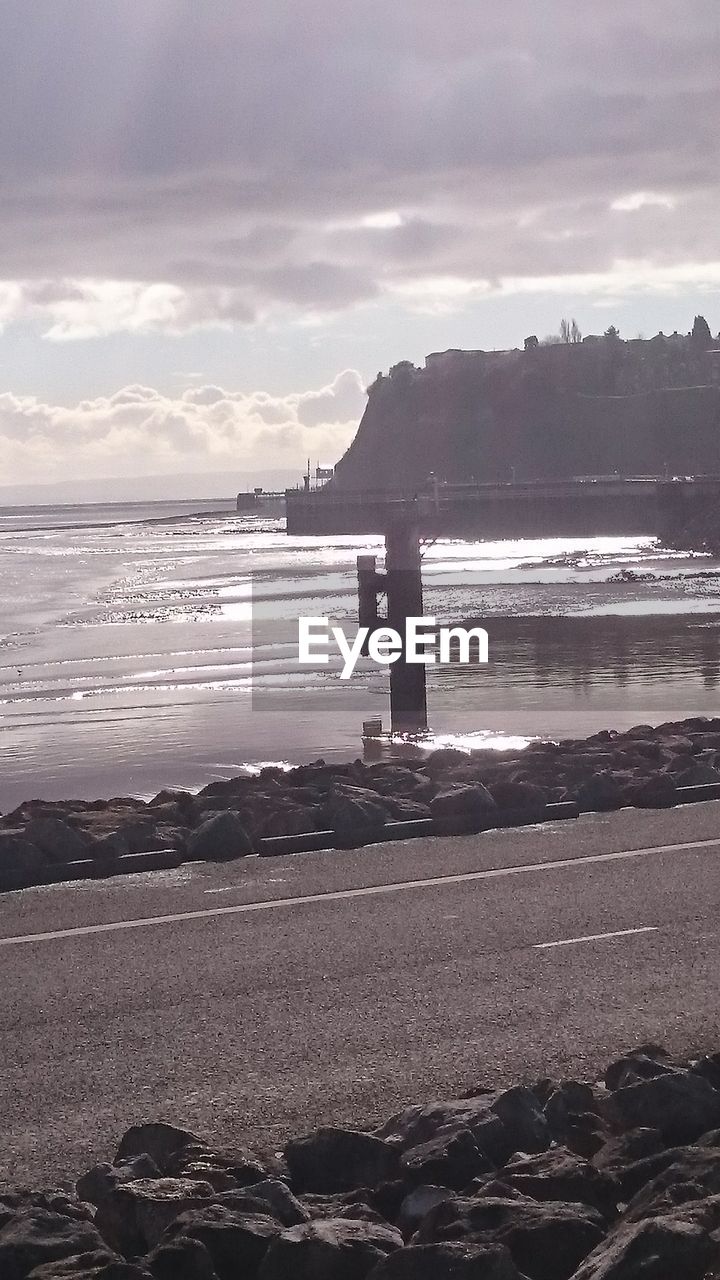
[0,370,366,485]
[611,192,677,212]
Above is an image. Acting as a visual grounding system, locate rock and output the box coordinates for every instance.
[486,782,547,819]
[114,1124,203,1175]
[114,1128,270,1187]
[285,1128,399,1194]
[675,762,720,786]
[256,806,321,838]
[24,818,92,864]
[623,1146,720,1221]
[217,1180,309,1226]
[604,1048,676,1092]
[186,812,253,861]
[76,1159,161,1209]
[491,1088,550,1158]
[544,1082,597,1128]
[568,1215,718,1279]
[691,1053,720,1091]
[430,786,497,821]
[148,790,197,818]
[423,749,471,778]
[611,1071,720,1144]
[326,785,390,836]
[366,767,430,798]
[172,1163,236,1194]
[257,1216,403,1279]
[401,1128,494,1191]
[367,1242,528,1278]
[387,799,432,821]
[0,1195,94,1226]
[299,1192,386,1225]
[576,774,622,812]
[592,1129,665,1177]
[414,1196,605,1280]
[91,834,130,860]
[161,1207,279,1278]
[146,1236,217,1278]
[0,832,47,874]
[398,1187,454,1237]
[27,1252,149,1278]
[0,1211,107,1280]
[376,1091,547,1170]
[94,1179,216,1256]
[627,774,678,809]
[498,1149,618,1218]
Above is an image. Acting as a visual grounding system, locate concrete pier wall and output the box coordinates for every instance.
[285,478,718,540]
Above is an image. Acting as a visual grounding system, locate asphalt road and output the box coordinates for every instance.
[2,801,720,1186]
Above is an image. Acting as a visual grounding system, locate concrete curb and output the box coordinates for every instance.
[0,787,712,893]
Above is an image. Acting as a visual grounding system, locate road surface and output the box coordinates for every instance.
[1,801,719,1184]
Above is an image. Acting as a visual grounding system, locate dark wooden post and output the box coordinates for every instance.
[385,516,428,733]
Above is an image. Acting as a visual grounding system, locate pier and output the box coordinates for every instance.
[285,475,720,541]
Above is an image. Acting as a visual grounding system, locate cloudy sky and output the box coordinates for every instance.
[1,0,719,495]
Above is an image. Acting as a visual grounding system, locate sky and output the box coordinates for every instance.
[1,0,719,497]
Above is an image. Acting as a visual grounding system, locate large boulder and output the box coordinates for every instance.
[145,1236,217,1279]
[398,1187,454,1237]
[575,774,622,812]
[0,1211,107,1280]
[0,832,46,875]
[623,1146,720,1221]
[24,818,92,863]
[94,1179,216,1256]
[77,1159,161,1209]
[486,782,547,820]
[603,1048,676,1092]
[114,1125,204,1176]
[568,1214,718,1279]
[414,1196,605,1280]
[216,1180,309,1227]
[326,785,390,837]
[430,786,497,822]
[257,1217,403,1279]
[376,1091,548,1169]
[627,774,678,809]
[401,1128,494,1191]
[610,1072,720,1144]
[161,1207,280,1278]
[367,1242,528,1278]
[285,1128,399,1194]
[498,1149,619,1218]
[186,812,253,861]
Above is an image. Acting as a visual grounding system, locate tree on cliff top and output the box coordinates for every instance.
[691,315,713,346]
[604,324,621,340]
[560,317,582,343]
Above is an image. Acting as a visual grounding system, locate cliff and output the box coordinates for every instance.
[332,333,720,491]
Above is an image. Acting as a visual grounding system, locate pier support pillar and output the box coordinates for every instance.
[385,519,427,734]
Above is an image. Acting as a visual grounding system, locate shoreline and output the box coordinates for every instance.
[3,713,720,891]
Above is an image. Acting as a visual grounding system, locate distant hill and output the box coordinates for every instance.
[0,468,301,507]
[332,330,720,490]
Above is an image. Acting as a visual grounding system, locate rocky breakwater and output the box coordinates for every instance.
[3,715,720,890]
[3,1045,720,1277]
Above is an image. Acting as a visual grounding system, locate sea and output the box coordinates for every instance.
[1,498,720,812]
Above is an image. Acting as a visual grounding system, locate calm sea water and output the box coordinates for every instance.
[1,498,719,810]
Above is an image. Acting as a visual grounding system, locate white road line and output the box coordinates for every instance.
[0,834,717,948]
[535,926,659,950]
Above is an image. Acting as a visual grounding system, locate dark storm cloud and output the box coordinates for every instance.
[0,0,718,333]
